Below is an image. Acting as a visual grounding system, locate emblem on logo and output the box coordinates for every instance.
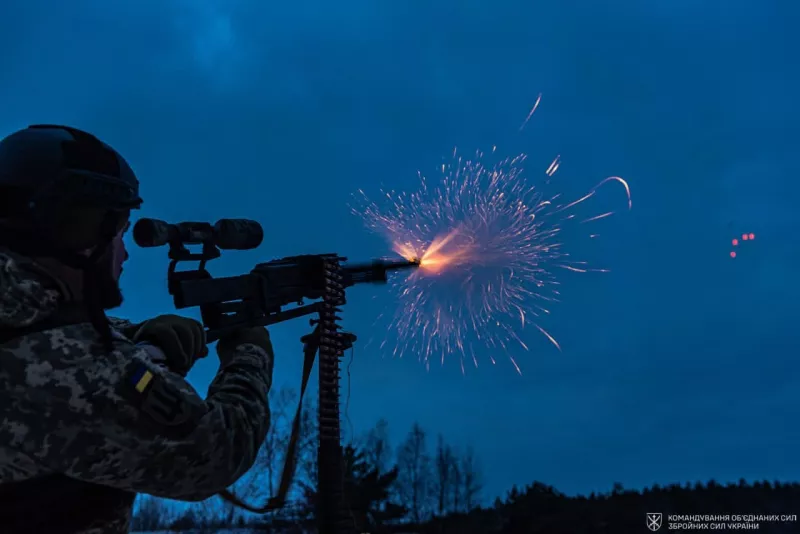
[647,513,662,531]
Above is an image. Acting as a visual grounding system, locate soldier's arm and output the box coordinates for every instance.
[12,325,273,501]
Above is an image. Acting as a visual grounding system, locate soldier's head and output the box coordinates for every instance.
[0,124,142,310]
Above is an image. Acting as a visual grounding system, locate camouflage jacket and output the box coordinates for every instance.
[0,250,274,533]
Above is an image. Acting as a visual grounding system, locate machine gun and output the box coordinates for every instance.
[133,218,418,534]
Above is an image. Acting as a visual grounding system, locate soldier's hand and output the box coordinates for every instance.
[131,314,208,376]
[216,326,273,371]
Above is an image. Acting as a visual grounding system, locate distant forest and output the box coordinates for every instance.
[132,386,800,534]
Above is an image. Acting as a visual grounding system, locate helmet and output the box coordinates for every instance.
[0,124,142,252]
[0,124,142,216]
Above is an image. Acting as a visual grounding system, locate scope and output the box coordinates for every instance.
[133,218,264,250]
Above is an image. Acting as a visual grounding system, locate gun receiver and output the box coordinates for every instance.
[133,218,419,341]
[170,254,419,342]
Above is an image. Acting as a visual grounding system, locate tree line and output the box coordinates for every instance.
[132,386,800,533]
[132,385,483,532]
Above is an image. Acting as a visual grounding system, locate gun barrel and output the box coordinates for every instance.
[380,258,421,271]
[344,258,420,285]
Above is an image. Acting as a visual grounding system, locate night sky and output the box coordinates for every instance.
[2,1,799,504]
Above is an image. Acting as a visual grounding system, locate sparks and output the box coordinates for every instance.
[519,93,543,132]
[351,147,631,374]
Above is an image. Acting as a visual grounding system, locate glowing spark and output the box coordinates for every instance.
[535,324,561,352]
[351,148,631,373]
[519,93,543,131]
[546,155,561,177]
[581,212,614,223]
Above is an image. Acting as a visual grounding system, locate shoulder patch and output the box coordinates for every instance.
[130,365,155,393]
[125,363,205,432]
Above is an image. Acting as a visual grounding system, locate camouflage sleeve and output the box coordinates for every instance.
[3,323,272,502]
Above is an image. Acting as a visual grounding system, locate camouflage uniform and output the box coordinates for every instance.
[0,250,274,533]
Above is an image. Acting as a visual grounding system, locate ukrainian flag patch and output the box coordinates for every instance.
[130,365,154,393]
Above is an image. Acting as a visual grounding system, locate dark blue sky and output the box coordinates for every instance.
[2,0,799,503]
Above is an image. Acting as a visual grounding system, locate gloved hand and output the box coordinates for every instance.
[131,314,208,376]
[216,326,273,372]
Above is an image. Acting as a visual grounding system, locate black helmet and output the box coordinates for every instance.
[0,124,142,219]
[0,124,142,253]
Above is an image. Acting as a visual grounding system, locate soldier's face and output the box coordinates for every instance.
[110,222,130,282]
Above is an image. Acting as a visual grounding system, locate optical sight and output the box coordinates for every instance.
[133,218,264,250]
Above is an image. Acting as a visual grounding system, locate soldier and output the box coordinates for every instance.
[0,125,274,533]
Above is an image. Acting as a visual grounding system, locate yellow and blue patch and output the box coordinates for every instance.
[124,362,205,432]
[130,365,154,393]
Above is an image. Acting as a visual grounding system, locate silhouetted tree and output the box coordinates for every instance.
[301,443,406,532]
[450,448,462,513]
[433,434,458,517]
[460,445,482,511]
[396,422,433,523]
[365,418,392,475]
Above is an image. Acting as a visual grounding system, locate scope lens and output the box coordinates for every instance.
[133,218,172,247]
